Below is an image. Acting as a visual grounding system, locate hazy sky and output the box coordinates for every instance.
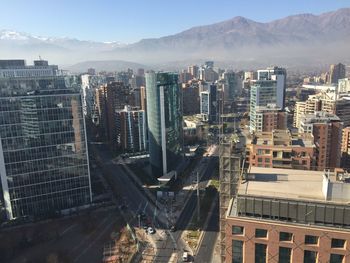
[1,0,349,43]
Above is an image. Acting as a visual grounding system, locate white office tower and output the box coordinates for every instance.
[257,66,286,109]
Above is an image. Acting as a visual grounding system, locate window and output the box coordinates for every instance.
[265,158,270,163]
[280,232,293,241]
[304,250,317,263]
[330,254,344,263]
[255,229,268,238]
[255,243,267,263]
[265,150,270,154]
[279,247,291,263]
[232,240,243,263]
[232,226,244,235]
[305,235,318,245]
[331,239,345,248]
[258,158,263,163]
[257,149,263,155]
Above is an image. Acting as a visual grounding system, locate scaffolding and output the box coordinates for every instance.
[219,134,244,263]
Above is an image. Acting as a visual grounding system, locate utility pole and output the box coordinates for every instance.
[197,171,200,222]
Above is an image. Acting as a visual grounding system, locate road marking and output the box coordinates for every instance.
[73,218,116,262]
[143,202,148,213]
[60,223,78,236]
[70,214,112,253]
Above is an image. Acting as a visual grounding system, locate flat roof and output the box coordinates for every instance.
[239,167,325,201]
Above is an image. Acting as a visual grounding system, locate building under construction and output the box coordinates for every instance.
[219,133,246,263]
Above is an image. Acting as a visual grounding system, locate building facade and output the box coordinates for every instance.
[94,81,129,147]
[247,130,315,170]
[0,60,92,221]
[254,104,287,132]
[329,63,346,85]
[145,72,183,177]
[250,80,277,133]
[200,84,218,123]
[115,106,147,153]
[226,167,350,263]
[299,112,343,170]
[257,66,286,109]
[182,84,200,115]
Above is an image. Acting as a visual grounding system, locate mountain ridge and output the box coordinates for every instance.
[1,8,349,67]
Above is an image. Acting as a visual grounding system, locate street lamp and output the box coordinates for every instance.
[197,171,200,223]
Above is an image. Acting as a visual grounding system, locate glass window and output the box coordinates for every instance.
[330,254,344,263]
[265,150,270,154]
[232,226,244,235]
[255,229,268,238]
[232,240,243,263]
[258,158,263,163]
[331,239,345,248]
[305,235,318,245]
[280,232,293,241]
[279,247,291,263]
[265,158,270,163]
[257,149,263,155]
[255,243,267,263]
[304,250,317,263]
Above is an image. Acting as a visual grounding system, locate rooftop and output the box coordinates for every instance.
[254,130,314,147]
[239,167,325,201]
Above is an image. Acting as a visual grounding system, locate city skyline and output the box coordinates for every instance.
[0,0,349,43]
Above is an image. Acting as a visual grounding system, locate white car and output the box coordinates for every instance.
[147,227,155,234]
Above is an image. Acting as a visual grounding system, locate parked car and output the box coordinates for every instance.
[170,225,176,232]
[147,227,155,234]
[182,252,189,262]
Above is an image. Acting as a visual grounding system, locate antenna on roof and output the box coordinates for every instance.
[39,55,42,60]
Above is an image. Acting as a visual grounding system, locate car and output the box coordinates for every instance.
[170,225,176,232]
[147,227,155,234]
[182,252,189,262]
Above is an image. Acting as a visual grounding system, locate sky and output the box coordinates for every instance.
[0,0,349,43]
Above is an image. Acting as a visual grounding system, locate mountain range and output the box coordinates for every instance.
[1,8,350,71]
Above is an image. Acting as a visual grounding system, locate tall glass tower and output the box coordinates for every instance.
[0,60,92,221]
[145,72,183,177]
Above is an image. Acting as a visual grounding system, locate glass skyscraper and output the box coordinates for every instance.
[250,80,277,133]
[145,72,183,177]
[0,60,92,221]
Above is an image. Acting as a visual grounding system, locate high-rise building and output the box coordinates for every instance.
[222,71,242,101]
[94,82,129,147]
[329,63,346,84]
[0,60,92,220]
[225,167,350,263]
[253,104,287,132]
[341,127,350,155]
[140,86,147,111]
[179,71,192,83]
[115,106,147,153]
[200,84,218,123]
[257,66,286,109]
[81,74,106,117]
[145,72,183,177]
[182,84,200,115]
[299,112,343,170]
[204,61,214,69]
[249,80,277,133]
[341,127,350,167]
[294,92,350,128]
[188,65,199,79]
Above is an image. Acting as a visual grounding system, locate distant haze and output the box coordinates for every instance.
[1,8,350,71]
